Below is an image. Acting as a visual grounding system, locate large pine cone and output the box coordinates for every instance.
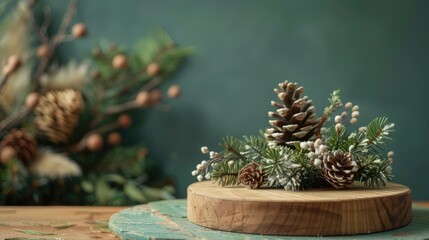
[265,81,319,147]
[238,162,264,189]
[0,129,37,166]
[34,89,85,144]
[323,151,358,188]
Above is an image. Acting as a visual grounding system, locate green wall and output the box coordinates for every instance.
[51,0,429,200]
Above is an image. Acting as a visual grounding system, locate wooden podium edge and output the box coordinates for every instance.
[187,181,412,236]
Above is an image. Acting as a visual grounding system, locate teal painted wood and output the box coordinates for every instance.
[109,200,429,240]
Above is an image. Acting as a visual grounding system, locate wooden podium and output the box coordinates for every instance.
[187,181,412,236]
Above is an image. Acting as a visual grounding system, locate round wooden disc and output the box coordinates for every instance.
[187,181,411,236]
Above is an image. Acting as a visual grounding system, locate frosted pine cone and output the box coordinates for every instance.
[238,162,264,189]
[323,151,358,188]
[0,129,38,166]
[265,81,319,147]
[34,89,85,144]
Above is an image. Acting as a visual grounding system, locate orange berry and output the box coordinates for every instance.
[0,146,16,164]
[25,92,40,109]
[167,85,181,99]
[146,63,160,76]
[107,132,122,145]
[150,89,163,104]
[117,114,132,129]
[112,54,128,69]
[37,44,52,59]
[136,91,151,107]
[71,23,87,38]
[86,134,103,151]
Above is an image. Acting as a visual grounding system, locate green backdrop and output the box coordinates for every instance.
[50,0,429,200]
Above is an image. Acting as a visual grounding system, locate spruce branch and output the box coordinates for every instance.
[221,136,246,161]
[241,135,267,162]
[366,117,394,146]
[211,159,242,186]
[355,154,393,188]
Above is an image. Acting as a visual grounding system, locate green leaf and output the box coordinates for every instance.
[95,179,115,205]
[81,180,94,193]
[104,174,126,184]
[14,229,55,236]
[124,183,147,202]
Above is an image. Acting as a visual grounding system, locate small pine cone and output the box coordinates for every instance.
[0,129,38,166]
[265,81,319,147]
[34,89,85,144]
[238,162,264,189]
[323,151,358,188]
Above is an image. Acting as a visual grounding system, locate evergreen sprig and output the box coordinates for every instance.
[192,81,396,192]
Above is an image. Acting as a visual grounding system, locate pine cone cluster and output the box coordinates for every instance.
[34,89,85,144]
[323,151,358,188]
[265,81,319,147]
[0,129,37,166]
[238,162,264,189]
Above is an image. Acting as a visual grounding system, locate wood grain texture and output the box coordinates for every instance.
[0,206,125,239]
[187,181,412,236]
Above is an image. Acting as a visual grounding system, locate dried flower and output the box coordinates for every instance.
[335,123,342,132]
[351,111,360,118]
[201,146,209,154]
[314,158,322,167]
[205,173,211,180]
[387,151,394,158]
[40,61,90,91]
[350,118,358,124]
[352,105,359,111]
[315,138,323,146]
[209,151,218,159]
[30,150,81,179]
[197,175,203,182]
[345,102,353,109]
[341,111,348,117]
[191,170,198,176]
[300,142,308,150]
[319,145,328,153]
[334,115,342,123]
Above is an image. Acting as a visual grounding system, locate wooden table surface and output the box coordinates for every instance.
[0,202,428,240]
[0,206,126,240]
